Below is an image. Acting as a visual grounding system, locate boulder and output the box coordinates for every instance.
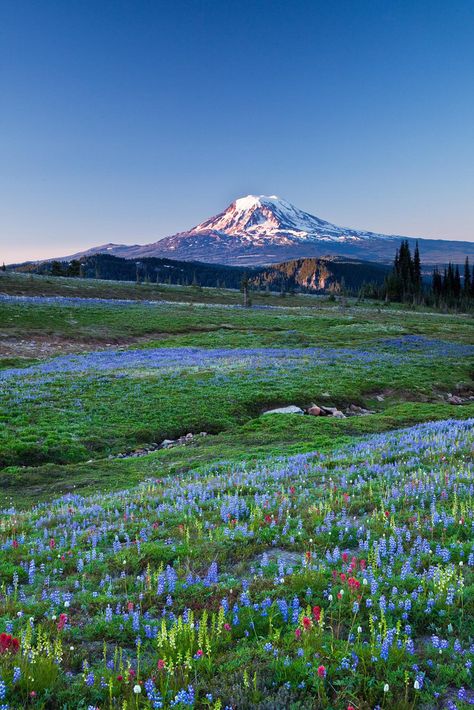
[320,406,346,418]
[321,406,342,417]
[262,405,304,415]
[160,439,176,448]
[307,405,324,416]
[447,395,463,405]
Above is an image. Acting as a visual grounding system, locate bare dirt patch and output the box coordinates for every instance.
[0,333,170,360]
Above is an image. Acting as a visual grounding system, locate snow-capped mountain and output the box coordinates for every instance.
[64,195,474,266]
[192,195,389,244]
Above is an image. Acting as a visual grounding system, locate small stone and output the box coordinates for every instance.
[348,404,373,415]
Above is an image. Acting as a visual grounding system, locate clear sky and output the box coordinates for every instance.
[1,0,474,263]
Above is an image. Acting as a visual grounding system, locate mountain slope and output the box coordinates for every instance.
[13,253,391,293]
[63,195,474,266]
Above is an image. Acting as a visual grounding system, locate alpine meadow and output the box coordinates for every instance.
[1,2,474,709]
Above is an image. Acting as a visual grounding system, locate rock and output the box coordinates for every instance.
[307,405,323,416]
[185,433,194,440]
[447,395,463,405]
[321,392,330,398]
[320,406,345,418]
[262,405,304,415]
[376,395,385,402]
[199,431,208,437]
[160,439,176,448]
[348,404,374,415]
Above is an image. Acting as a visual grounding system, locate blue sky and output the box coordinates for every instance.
[1,0,474,262]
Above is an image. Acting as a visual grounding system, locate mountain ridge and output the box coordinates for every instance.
[50,195,474,266]
[12,252,391,294]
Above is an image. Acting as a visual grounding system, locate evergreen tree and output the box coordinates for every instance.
[444,264,453,300]
[432,267,442,304]
[454,266,461,300]
[413,242,422,300]
[66,260,80,277]
[387,240,421,303]
[463,257,471,297]
[51,260,63,276]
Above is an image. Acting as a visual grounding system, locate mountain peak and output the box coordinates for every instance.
[56,193,474,268]
[193,194,332,239]
[233,195,279,211]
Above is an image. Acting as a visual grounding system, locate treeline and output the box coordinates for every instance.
[432,259,474,307]
[15,254,247,290]
[384,240,422,302]
[363,240,474,310]
[10,253,390,295]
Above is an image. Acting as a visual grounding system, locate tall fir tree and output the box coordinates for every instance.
[413,242,422,300]
[463,257,471,297]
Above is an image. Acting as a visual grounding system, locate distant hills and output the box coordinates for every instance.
[13,252,391,294]
[59,194,474,266]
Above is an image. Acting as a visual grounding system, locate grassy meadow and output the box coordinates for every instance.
[0,271,473,708]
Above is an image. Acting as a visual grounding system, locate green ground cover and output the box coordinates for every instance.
[0,417,472,709]
[0,275,473,708]
[1,278,473,505]
[1,401,473,508]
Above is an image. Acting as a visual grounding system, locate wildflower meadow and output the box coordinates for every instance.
[0,284,473,708]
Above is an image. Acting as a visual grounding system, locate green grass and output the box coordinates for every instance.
[2,401,474,508]
[1,343,472,470]
[0,273,473,707]
[1,269,323,306]
[0,416,472,708]
[1,273,473,506]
